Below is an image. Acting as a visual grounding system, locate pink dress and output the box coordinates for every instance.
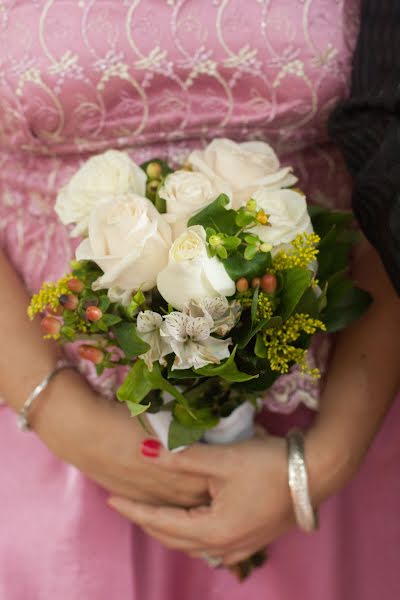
[1,2,400,598]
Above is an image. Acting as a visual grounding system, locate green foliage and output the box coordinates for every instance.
[168,419,205,450]
[224,250,272,281]
[112,323,150,358]
[321,272,372,332]
[188,194,238,235]
[279,268,312,319]
[195,346,258,382]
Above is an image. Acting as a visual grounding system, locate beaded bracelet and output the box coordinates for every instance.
[16,360,74,432]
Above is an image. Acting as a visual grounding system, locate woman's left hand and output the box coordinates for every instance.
[107,433,296,566]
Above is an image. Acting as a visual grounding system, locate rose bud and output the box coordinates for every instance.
[85,306,103,321]
[78,345,104,365]
[67,278,84,293]
[59,294,79,310]
[260,273,277,294]
[40,316,61,336]
[236,277,249,293]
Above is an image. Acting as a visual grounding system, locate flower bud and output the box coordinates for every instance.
[260,243,272,253]
[256,210,269,225]
[251,277,261,288]
[67,278,84,293]
[146,162,162,180]
[246,199,257,213]
[59,294,79,311]
[209,234,223,248]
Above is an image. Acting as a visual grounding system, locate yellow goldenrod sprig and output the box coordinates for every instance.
[264,313,326,376]
[256,293,274,322]
[272,232,320,272]
[28,274,73,320]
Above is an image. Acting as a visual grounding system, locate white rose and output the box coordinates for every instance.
[75,193,171,302]
[250,188,313,247]
[55,150,147,236]
[157,225,235,311]
[188,138,297,208]
[159,170,230,239]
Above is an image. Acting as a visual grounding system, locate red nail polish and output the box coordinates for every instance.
[141,439,161,458]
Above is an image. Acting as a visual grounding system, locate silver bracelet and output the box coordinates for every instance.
[287,429,319,533]
[17,360,73,432]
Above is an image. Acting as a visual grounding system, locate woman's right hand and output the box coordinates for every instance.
[34,368,209,508]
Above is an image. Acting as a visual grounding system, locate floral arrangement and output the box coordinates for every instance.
[29,139,371,451]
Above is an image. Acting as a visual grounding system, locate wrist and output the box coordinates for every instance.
[304,424,358,507]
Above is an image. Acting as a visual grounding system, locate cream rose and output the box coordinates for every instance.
[159,170,229,239]
[55,150,147,236]
[250,188,313,247]
[75,193,171,302]
[157,225,235,311]
[188,138,297,208]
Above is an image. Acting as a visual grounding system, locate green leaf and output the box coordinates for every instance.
[101,314,122,327]
[223,236,241,250]
[236,210,256,228]
[244,245,258,260]
[244,234,259,245]
[216,245,228,260]
[251,285,259,324]
[321,276,372,332]
[112,323,150,359]
[173,404,218,429]
[294,287,320,317]
[126,400,151,416]
[125,290,146,319]
[168,418,205,450]
[98,295,111,312]
[223,250,272,281]
[195,346,258,382]
[188,194,238,235]
[117,361,154,405]
[279,268,312,319]
[238,316,283,349]
[254,333,267,358]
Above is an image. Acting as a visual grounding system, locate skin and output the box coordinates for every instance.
[108,241,400,566]
[0,250,209,508]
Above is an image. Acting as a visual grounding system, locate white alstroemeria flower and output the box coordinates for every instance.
[160,312,231,371]
[186,297,242,336]
[137,311,170,369]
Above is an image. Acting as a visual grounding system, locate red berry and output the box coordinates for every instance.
[46,303,64,316]
[236,277,249,293]
[67,278,84,293]
[251,277,261,289]
[85,305,103,321]
[59,294,79,310]
[78,345,104,365]
[260,273,277,294]
[40,316,61,336]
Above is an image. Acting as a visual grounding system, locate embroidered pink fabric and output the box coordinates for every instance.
[1,2,400,600]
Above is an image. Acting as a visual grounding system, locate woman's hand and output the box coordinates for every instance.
[34,368,209,508]
[107,433,296,566]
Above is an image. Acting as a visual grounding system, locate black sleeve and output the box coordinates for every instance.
[328,0,400,293]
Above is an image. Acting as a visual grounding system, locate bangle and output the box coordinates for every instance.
[286,429,319,533]
[16,359,74,432]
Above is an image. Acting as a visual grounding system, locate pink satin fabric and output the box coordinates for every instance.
[1,1,400,599]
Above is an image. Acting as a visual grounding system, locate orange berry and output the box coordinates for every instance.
[40,316,61,336]
[260,274,277,294]
[67,278,84,293]
[46,303,64,316]
[78,345,104,365]
[236,277,249,293]
[251,277,261,289]
[85,305,103,321]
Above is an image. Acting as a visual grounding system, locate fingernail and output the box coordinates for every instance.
[141,438,161,458]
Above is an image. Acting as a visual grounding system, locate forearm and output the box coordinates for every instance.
[306,241,400,503]
[0,249,64,412]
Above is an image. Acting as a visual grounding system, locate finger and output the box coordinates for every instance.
[144,440,234,478]
[140,525,203,553]
[107,497,216,545]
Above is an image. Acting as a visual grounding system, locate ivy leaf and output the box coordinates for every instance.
[279,268,312,319]
[195,346,258,382]
[112,323,150,359]
[188,194,238,235]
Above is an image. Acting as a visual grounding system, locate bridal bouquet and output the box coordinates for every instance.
[30,139,370,449]
[29,139,370,576]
